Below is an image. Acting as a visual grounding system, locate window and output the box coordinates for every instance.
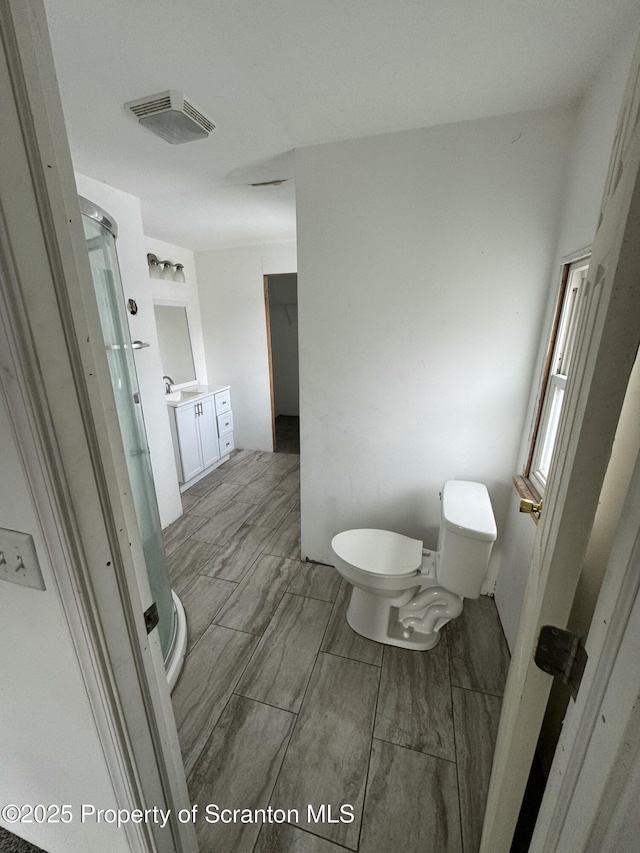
[521,255,590,501]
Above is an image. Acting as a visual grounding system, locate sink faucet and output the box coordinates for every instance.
[163,376,174,394]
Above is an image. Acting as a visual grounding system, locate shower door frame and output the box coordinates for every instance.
[80,199,178,665]
[0,4,195,852]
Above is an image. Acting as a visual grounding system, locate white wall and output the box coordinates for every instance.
[268,274,299,416]
[75,175,182,529]
[295,107,576,577]
[195,242,297,450]
[0,395,128,853]
[495,32,639,649]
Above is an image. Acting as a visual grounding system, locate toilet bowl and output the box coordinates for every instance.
[330,480,497,650]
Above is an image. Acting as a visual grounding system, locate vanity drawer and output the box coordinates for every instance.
[214,389,231,415]
[219,431,234,457]
[217,410,234,436]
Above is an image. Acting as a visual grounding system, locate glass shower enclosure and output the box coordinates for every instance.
[79,197,186,691]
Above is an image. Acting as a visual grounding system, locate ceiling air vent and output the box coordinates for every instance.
[125,90,215,144]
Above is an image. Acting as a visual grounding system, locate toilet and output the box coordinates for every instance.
[330,480,497,650]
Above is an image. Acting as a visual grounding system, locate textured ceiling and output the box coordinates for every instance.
[44,0,640,250]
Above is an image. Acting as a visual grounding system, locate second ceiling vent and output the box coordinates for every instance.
[125,90,215,144]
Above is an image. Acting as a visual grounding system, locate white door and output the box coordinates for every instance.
[530,447,640,850]
[481,33,640,851]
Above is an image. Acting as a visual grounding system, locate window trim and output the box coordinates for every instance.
[516,247,592,512]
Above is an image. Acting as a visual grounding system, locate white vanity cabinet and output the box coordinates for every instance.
[167,386,234,489]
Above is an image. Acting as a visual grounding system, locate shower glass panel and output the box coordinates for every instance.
[81,202,175,660]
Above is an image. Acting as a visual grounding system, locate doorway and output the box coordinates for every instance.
[264,273,299,453]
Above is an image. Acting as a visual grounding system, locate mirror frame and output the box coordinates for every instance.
[153,299,198,390]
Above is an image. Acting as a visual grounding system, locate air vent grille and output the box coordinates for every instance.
[128,96,172,118]
[124,90,215,144]
[183,100,215,133]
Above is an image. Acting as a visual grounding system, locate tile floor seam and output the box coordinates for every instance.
[369,732,459,765]
[194,569,240,584]
[446,625,467,853]
[355,646,386,852]
[179,637,262,779]
[207,539,268,585]
[205,524,279,585]
[233,592,332,714]
[253,822,355,853]
[163,514,210,556]
[213,557,302,637]
[267,650,378,852]
[371,733,458,754]
[450,682,506,700]
[210,620,260,637]
[178,573,239,650]
[284,588,337,604]
[215,556,310,704]
[184,698,237,787]
[262,651,323,830]
[229,690,303,719]
[188,696,297,853]
[184,688,268,789]
[320,648,383,668]
[304,583,349,704]
[316,650,381,674]
[182,619,289,777]
[180,620,256,663]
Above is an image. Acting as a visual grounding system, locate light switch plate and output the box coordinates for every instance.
[0,527,46,590]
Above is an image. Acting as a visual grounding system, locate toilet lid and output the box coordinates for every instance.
[331,529,422,576]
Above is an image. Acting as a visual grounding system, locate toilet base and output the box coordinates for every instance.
[346,586,442,651]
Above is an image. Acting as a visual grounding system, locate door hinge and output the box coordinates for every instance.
[144,601,159,634]
[534,625,587,700]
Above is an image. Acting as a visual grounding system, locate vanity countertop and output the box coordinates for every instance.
[165,385,230,406]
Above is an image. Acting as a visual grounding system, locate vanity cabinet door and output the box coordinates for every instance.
[175,402,202,482]
[198,396,220,469]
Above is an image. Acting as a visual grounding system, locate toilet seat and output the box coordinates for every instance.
[331,528,422,577]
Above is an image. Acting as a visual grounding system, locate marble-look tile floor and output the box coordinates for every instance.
[165,450,511,853]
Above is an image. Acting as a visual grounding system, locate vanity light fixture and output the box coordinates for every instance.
[147,253,162,279]
[146,253,186,283]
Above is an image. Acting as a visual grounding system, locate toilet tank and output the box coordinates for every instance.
[436,480,497,598]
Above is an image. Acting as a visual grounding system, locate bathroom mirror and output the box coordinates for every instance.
[153,301,197,388]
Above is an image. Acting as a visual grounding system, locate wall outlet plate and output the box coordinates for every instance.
[0,527,46,591]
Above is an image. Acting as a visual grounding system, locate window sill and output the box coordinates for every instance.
[513,475,542,524]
